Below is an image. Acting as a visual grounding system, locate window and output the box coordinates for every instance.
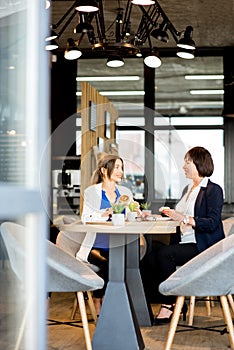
[154,124,224,199]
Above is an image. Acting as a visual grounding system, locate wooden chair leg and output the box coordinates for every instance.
[77,291,93,350]
[71,292,98,323]
[227,294,234,315]
[188,295,214,326]
[210,296,215,307]
[220,295,234,350]
[71,292,78,320]
[164,296,185,350]
[188,296,195,326]
[86,291,98,323]
[205,296,212,316]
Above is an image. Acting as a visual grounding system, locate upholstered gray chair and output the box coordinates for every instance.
[223,217,234,236]
[159,234,234,350]
[0,221,104,350]
[187,217,234,326]
[56,229,100,322]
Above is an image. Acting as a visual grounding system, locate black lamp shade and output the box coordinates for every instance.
[151,28,169,43]
[74,22,94,34]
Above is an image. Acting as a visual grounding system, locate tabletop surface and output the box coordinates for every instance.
[60,218,179,234]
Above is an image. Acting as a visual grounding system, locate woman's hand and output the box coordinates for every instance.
[101,207,113,218]
[162,208,184,222]
[132,201,141,212]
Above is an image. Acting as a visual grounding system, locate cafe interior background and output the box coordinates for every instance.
[0,0,234,349]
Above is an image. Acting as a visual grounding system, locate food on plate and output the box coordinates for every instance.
[159,206,170,212]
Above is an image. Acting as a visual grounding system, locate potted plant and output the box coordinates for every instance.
[140,202,151,211]
[140,202,152,218]
[127,201,138,222]
[111,203,126,226]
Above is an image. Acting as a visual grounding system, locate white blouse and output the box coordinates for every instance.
[175,177,208,244]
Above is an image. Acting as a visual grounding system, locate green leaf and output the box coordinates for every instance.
[111,203,126,214]
[140,202,151,210]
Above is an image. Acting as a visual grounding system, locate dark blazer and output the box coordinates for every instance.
[172,179,225,253]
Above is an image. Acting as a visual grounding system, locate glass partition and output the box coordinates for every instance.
[0,2,50,349]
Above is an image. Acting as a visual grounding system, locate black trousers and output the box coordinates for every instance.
[156,242,199,304]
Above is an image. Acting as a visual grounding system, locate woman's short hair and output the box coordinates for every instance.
[185,146,214,177]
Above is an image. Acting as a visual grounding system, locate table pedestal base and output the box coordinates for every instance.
[92,282,145,350]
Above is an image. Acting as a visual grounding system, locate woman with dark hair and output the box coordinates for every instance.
[76,153,140,314]
[154,146,225,324]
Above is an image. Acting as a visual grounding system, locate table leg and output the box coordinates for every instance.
[92,233,145,350]
[126,234,154,326]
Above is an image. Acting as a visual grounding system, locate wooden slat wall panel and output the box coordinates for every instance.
[80,82,118,214]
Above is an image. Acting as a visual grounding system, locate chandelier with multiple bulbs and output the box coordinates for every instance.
[46,0,196,68]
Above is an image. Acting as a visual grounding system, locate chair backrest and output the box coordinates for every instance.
[0,222,104,293]
[0,221,26,283]
[223,217,234,236]
[56,230,86,258]
[47,240,104,292]
[159,234,234,297]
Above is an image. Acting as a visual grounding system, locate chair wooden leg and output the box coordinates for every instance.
[77,291,93,350]
[164,296,185,350]
[205,296,212,316]
[188,296,195,326]
[220,295,234,350]
[15,301,31,350]
[86,291,98,324]
[71,292,78,320]
[227,294,234,315]
[71,291,97,324]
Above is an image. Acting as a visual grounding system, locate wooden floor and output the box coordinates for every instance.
[47,292,232,350]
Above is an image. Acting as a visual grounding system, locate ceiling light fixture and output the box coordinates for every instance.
[49,0,195,67]
[76,91,145,96]
[45,39,59,51]
[75,0,99,12]
[144,52,161,68]
[76,76,140,81]
[185,75,224,80]
[106,56,125,68]
[177,26,195,50]
[150,20,169,43]
[45,30,58,41]
[177,47,195,59]
[190,90,224,95]
[131,0,155,5]
[45,0,50,9]
[64,38,82,60]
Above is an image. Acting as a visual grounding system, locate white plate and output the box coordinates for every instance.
[156,217,171,221]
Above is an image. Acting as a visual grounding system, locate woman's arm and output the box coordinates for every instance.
[81,184,108,222]
[194,183,224,232]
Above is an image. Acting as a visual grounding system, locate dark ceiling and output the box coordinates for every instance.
[50,0,234,117]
